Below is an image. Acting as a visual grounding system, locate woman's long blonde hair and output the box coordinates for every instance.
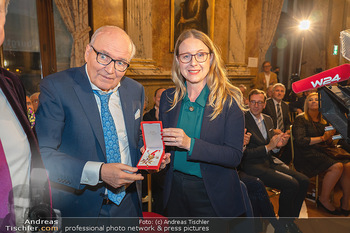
[303,92,327,124]
[170,29,245,120]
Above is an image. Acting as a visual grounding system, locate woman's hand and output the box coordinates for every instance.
[162,128,191,151]
[322,129,336,142]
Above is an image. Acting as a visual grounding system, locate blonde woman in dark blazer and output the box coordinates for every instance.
[159,29,249,217]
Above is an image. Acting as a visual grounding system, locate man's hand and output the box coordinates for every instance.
[243,129,252,146]
[101,163,144,189]
[146,152,171,174]
[276,133,290,148]
[273,129,283,135]
[266,134,282,151]
[159,153,171,170]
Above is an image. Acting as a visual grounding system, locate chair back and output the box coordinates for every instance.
[289,124,295,170]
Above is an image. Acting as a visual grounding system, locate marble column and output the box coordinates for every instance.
[125,0,161,75]
[125,0,152,60]
[226,0,250,76]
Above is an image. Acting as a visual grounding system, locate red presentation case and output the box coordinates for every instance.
[137,121,165,170]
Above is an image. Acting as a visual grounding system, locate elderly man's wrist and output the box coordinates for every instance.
[99,163,104,181]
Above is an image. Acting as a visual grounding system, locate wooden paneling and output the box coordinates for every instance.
[36,0,57,77]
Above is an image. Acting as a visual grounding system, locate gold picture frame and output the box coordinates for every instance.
[170,0,215,52]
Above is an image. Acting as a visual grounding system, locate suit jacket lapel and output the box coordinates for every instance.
[168,100,182,129]
[263,114,274,140]
[72,66,106,156]
[246,112,267,144]
[269,100,277,125]
[199,101,212,140]
[118,79,134,150]
[0,70,51,208]
[0,73,32,140]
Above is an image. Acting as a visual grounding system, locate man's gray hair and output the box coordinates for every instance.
[89,25,136,60]
[272,83,285,92]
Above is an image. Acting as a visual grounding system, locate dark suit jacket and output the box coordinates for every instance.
[143,107,156,121]
[263,98,291,132]
[0,68,51,213]
[36,65,144,217]
[159,88,246,217]
[241,112,283,175]
[252,72,277,91]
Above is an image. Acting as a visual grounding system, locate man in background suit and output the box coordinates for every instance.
[143,87,166,121]
[0,0,51,229]
[252,61,277,92]
[241,89,309,229]
[263,83,291,134]
[36,26,155,217]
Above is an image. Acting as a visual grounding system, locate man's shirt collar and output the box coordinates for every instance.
[85,65,120,93]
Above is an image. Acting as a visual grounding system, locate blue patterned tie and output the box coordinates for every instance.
[94,90,125,205]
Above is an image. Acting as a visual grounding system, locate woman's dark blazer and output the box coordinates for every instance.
[159,88,246,217]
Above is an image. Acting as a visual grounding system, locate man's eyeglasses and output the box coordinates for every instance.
[250,100,265,106]
[90,45,130,72]
[178,52,210,64]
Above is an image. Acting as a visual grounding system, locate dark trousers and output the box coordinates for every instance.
[99,184,141,217]
[165,171,217,217]
[239,171,288,233]
[244,161,309,217]
[239,171,275,218]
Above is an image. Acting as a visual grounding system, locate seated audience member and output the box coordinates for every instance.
[293,92,350,216]
[241,89,309,224]
[252,61,277,92]
[238,84,249,105]
[289,92,304,115]
[30,92,40,113]
[263,83,293,164]
[143,88,166,121]
[26,94,35,128]
[288,90,312,115]
[266,85,273,98]
[263,83,291,134]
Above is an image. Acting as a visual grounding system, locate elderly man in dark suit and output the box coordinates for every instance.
[263,83,291,134]
[0,0,51,229]
[36,26,170,218]
[241,89,309,230]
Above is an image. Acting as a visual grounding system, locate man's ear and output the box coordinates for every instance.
[84,44,91,63]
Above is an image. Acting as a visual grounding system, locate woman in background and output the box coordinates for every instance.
[159,29,248,217]
[293,92,350,215]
